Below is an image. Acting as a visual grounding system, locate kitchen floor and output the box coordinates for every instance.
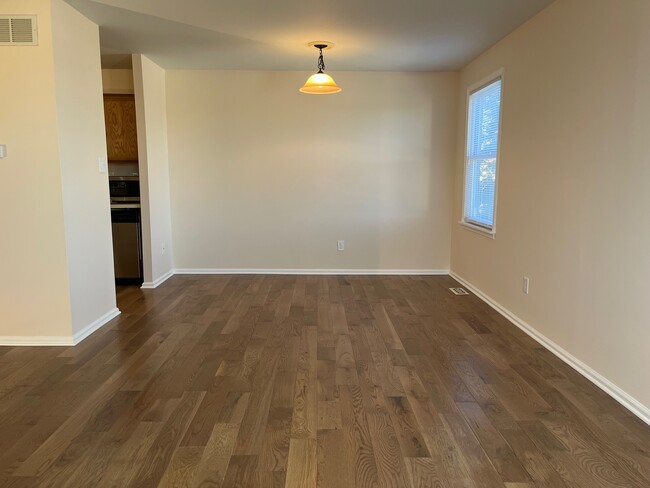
[1,275,649,487]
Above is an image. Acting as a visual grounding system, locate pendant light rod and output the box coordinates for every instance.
[315,44,327,73]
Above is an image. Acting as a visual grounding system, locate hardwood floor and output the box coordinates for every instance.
[1,274,649,487]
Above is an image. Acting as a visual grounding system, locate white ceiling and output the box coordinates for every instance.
[65,0,554,71]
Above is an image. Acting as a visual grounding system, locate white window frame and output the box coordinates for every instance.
[460,69,504,239]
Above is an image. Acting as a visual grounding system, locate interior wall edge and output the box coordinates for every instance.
[449,270,650,426]
[131,54,153,284]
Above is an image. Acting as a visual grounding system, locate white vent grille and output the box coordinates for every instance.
[449,287,469,296]
[0,15,38,46]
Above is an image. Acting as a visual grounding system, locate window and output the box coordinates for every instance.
[463,76,502,235]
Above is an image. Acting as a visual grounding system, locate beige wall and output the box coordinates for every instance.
[0,0,116,341]
[166,71,458,271]
[0,0,72,338]
[52,0,116,335]
[101,68,134,94]
[451,0,650,409]
[133,55,174,284]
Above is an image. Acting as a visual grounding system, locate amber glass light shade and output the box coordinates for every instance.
[299,72,342,94]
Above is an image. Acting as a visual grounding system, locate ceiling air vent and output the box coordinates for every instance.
[0,16,38,46]
[449,287,469,296]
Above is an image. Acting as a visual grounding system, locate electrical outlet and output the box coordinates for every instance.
[337,240,345,252]
[522,276,530,294]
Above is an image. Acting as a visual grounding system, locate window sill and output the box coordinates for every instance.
[459,221,496,239]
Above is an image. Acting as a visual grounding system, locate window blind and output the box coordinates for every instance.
[464,78,502,230]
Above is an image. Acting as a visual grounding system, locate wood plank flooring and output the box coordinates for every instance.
[1,274,649,487]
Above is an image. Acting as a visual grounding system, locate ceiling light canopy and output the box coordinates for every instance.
[299,42,341,95]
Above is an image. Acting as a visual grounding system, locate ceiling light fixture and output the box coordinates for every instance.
[299,42,341,95]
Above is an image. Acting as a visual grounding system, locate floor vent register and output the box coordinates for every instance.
[449,287,469,296]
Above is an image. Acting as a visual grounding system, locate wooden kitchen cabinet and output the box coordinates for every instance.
[103,94,139,162]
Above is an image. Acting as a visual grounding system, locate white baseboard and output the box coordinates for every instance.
[449,271,650,426]
[0,336,76,347]
[173,268,449,276]
[72,307,121,345]
[141,269,174,289]
[0,307,121,347]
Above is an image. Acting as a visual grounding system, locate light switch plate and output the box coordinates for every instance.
[98,156,107,173]
[0,144,6,158]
